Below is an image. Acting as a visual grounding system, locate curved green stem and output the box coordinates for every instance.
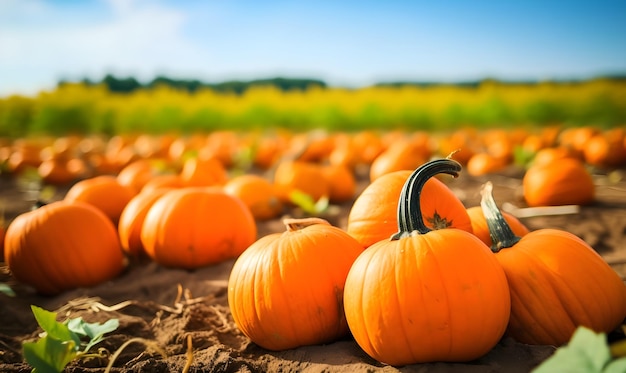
[480,181,521,252]
[391,158,462,240]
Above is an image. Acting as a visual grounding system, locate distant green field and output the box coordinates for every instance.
[1,78,625,137]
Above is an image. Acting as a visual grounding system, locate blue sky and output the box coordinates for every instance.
[1,0,626,97]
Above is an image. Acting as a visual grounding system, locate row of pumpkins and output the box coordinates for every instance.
[2,127,625,366]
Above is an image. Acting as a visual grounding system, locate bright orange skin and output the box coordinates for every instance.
[141,174,183,194]
[64,175,136,225]
[180,157,228,187]
[118,188,172,256]
[141,188,256,269]
[495,229,626,345]
[273,160,329,203]
[228,220,363,351]
[522,158,595,207]
[116,159,156,194]
[4,201,125,295]
[343,229,511,366]
[322,164,357,203]
[466,206,530,247]
[347,170,473,248]
[369,140,430,182]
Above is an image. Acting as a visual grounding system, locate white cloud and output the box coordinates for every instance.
[0,0,214,95]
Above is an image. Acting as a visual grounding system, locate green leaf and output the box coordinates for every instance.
[289,190,328,215]
[23,337,77,373]
[30,306,80,347]
[66,317,119,351]
[66,317,119,340]
[532,326,612,373]
[0,283,16,297]
[605,358,626,373]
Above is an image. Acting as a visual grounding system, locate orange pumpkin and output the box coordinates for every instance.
[228,218,363,351]
[140,173,183,194]
[140,188,256,269]
[480,181,626,345]
[523,157,595,206]
[368,138,430,182]
[347,168,473,248]
[223,174,283,220]
[531,146,578,167]
[118,188,173,257]
[64,175,136,225]
[116,159,157,194]
[4,201,125,295]
[583,129,626,169]
[466,205,529,248]
[37,158,86,185]
[179,156,228,187]
[343,159,510,365]
[322,164,357,203]
[466,152,508,176]
[272,160,329,203]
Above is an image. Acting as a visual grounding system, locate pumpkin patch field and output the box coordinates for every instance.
[1,126,626,372]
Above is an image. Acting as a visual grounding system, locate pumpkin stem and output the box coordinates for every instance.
[284,217,331,232]
[480,181,521,252]
[391,158,462,240]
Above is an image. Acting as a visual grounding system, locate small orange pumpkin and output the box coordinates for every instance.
[141,188,256,269]
[228,218,363,351]
[4,201,125,295]
[223,174,283,220]
[272,160,329,203]
[343,159,510,366]
[179,156,228,187]
[368,138,430,182]
[466,152,508,176]
[480,181,626,345]
[523,157,595,206]
[322,164,357,203]
[64,175,136,225]
[347,167,473,248]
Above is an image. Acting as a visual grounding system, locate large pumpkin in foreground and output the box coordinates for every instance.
[481,181,626,345]
[228,218,363,351]
[343,159,510,366]
[140,187,256,269]
[4,201,125,295]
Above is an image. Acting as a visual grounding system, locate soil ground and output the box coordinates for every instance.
[1,163,625,372]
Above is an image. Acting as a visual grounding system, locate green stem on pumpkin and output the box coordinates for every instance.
[391,158,462,240]
[480,181,521,252]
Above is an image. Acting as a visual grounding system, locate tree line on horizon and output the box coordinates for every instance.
[61,73,626,94]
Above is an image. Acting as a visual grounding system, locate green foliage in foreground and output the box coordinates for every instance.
[22,305,119,373]
[533,326,626,373]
